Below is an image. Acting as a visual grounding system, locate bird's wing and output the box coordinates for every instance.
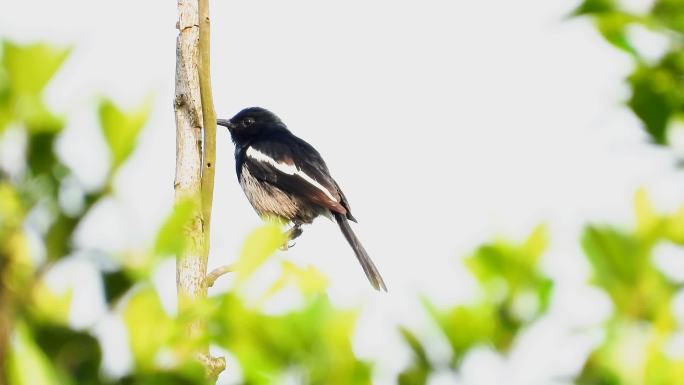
[243,136,348,215]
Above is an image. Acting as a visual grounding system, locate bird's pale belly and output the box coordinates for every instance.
[239,165,324,224]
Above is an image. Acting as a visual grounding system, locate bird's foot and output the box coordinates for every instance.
[280,225,303,250]
[280,240,296,251]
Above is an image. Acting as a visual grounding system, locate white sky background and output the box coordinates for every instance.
[3,0,684,384]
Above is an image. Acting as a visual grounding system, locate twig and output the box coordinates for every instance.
[206,264,236,287]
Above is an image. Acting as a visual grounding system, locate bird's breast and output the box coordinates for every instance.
[239,164,309,221]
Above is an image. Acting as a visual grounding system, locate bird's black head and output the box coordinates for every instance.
[217,107,286,146]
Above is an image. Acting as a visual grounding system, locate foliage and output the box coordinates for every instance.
[5,2,684,382]
[398,226,553,384]
[577,191,684,385]
[0,40,209,385]
[0,40,369,385]
[575,0,684,146]
[211,292,370,385]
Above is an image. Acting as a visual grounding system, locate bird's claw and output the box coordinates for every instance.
[280,225,302,251]
[280,240,296,251]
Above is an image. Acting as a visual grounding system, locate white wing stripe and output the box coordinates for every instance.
[246,146,338,202]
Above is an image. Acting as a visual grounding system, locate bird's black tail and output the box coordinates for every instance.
[333,212,387,292]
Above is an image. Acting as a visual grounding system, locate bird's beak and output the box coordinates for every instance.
[217,119,235,130]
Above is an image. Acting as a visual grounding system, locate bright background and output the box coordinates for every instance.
[3,0,683,384]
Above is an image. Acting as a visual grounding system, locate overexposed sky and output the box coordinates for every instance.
[3,0,684,384]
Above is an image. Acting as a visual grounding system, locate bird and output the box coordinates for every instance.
[217,107,387,291]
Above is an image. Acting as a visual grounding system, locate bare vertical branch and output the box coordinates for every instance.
[174,0,205,333]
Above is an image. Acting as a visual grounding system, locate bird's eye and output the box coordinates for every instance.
[243,117,255,127]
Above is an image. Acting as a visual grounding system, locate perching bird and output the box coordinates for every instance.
[217,107,386,291]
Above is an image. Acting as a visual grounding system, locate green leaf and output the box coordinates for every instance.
[7,322,68,385]
[521,224,549,264]
[0,182,24,231]
[581,225,676,324]
[422,299,499,367]
[261,261,328,301]
[30,282,73,324]
[98,97,151,169]
[0,41,68,134]
[653,0,684,33]
[628,67,674,144]
[154,198,197,256]
[123,287,175,371]
[572,0,616,16]
[0,64,10,131]
[665,205,684,244]
[19,95,65,134]
[596,13,639,56]
[398,365,430,385]
[32,325,102,384]
[2,41,70,96]
[235,222,287,283]
[465,225,552,313]
[102,269,135,304]
[634,189,661,238]
[399,327,430,369]
[213,294,370,385]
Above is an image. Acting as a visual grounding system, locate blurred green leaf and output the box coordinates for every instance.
[466,225,553,314]
[102,269,135,304]
[665,205,684,244]
[0,63,10,130]
[20,96,65,134]
[415,226,552,370]
[98,97,151,169]
[154,198,197,257]
[115,370,208,385]
[399,328,430,370]
[596,13,639,56]
[0,41,69,134]
[27,133,59,176]
[213,293,371,385]
[628,66,675,144]
[45,213,78,261]
[576,320,684,385]
[645,340,684,385]
[235,222,287,284]
[7,322,68,385]
[521,224,549,264]
[423,300,500,366]
[653,0,684,33]
[32,324,102,385]
[0,182,24,232]
[576,0,684,148]
[1,233,33,291]
[572,0,616,16]
[29,283,72,324]
[398,365,429,385]
[582,225,676,326]
[2,41,70,96]
[261,261,328,301]
[397,327,431,385]
[123,287,175,371]
[635,188,662,238]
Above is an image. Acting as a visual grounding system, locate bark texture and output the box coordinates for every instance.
[174,0,205,333]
